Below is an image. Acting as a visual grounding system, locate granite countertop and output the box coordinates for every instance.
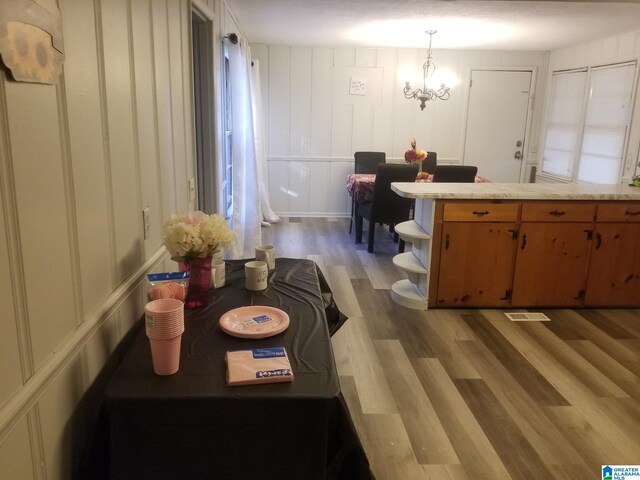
[391,182,640,200]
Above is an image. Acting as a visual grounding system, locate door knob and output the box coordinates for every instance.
[514,150,522,160]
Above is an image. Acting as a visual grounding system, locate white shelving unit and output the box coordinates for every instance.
[391,199,435,310]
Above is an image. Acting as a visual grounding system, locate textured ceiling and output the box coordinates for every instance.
[226,0,640,51]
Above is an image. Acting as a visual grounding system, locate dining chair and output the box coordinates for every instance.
[349,151,386,234]
[420,151,438,174]
[432,165,478,182]
[356,163,419,253]
[354,151,386,173]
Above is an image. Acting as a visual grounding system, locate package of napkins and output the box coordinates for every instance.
[225,347,294,386]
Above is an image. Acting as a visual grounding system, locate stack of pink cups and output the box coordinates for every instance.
[145,298,185,375]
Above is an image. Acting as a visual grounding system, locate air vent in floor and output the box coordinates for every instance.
[504,312,550,322]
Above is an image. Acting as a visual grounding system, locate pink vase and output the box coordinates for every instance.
[182,257,212,308]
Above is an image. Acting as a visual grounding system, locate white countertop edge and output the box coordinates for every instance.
[391,182,640,200]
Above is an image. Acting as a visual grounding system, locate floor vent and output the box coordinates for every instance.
[504,312,551,322]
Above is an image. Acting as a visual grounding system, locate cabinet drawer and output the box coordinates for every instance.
[443,203,519,222]
[521,203,596,222]
[596,203,640,222]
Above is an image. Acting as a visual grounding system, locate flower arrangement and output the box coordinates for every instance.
[404,138,427,164]
[163,211,234,262]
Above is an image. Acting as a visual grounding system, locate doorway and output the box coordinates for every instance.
[463,69,533,183]
[192,8,216,213]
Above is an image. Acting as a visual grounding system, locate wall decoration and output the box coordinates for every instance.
[333,67,383,105]
[349,77,367,96]
[0,0,64,84]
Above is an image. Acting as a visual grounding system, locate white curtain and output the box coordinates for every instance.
[228,38,261,258]
[251,60,280,225]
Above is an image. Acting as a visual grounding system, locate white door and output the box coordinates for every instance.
[463,70,532,183]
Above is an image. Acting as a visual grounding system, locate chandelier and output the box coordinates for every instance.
[403,30,450,110]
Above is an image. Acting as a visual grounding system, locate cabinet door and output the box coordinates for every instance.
[585,223,640,306]
[512,223,593,306]
[437,223,518,307]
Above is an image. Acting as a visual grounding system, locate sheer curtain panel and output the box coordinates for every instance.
[251,60,280,225]
[228,37,261,258]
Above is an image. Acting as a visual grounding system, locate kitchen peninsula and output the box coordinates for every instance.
[390,182,640,310]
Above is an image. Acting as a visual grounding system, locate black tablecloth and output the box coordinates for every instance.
[105,258,372,480]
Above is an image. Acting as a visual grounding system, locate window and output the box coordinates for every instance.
[542,69,587,178]
[542,62,637,184]
[223,47,233,219]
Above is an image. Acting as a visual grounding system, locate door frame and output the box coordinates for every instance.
[459,66,538,183]
[191,0,218,213]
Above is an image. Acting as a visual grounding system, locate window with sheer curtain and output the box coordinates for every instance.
[542,62,637,184]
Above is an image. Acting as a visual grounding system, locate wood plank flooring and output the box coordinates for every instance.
[262,217,640,480]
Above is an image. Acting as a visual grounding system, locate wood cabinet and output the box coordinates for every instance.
[584,203,640,306]
[435,202,518,307]
[437,222,517,306]
[511,202,595,307]
[390,182,640,311]
[431,199,640,308]
[511,222,593,306]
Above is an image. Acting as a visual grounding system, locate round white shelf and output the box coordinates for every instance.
[394,220,430,243]
[392,252,427,275]
[391,279,427,310]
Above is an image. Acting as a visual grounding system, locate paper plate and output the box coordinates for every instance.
[219,306,290,339]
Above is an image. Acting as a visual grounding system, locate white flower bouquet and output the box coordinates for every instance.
[163,211,234,262]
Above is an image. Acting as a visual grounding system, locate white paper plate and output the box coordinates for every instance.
[219,306,290,338]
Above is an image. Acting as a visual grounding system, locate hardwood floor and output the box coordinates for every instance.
[262,217,640,480]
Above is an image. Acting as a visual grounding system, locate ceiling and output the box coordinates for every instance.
[226,0,640,51]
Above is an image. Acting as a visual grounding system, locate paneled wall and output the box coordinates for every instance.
[252,44,548,216]
[0,0,219,477]
[537,29,640,183]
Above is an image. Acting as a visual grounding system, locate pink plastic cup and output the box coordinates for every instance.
[145,298,184,316]
[148,335,182,375]
[145,299,184,339]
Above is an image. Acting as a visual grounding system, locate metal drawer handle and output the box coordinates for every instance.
[625,210,640,216]
[548,210,566,216]
[472,210,490,217]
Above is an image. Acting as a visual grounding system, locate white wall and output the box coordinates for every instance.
[537,29,640,183]
[0,0,210,477]
[252,44,548,216]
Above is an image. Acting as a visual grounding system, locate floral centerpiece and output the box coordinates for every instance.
[163,211,234,262]
[163,211,234,308]
[404,138,430,180]
[404,138,427,164]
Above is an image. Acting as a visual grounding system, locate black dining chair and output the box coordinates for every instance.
[432,165,478,182]
[349,151,386,234]
[355,163,419,253]
[354,151,386,173]
[420,151,438,174]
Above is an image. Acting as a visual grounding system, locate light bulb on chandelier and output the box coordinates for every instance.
[403,30,450,110]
